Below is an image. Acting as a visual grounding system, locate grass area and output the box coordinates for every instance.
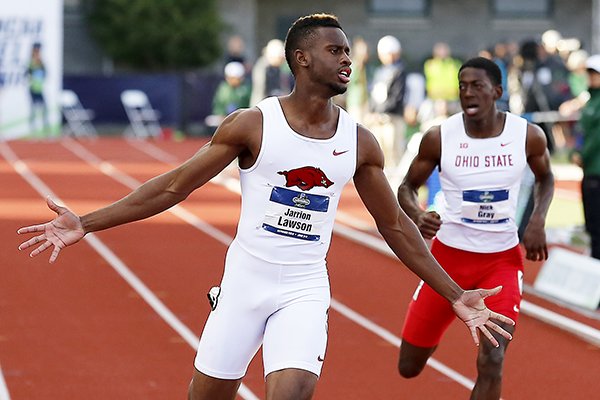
[547,196,584,228]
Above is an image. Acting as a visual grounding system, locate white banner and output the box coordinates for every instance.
[0,0,63,139]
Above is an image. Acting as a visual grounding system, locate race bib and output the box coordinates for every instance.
[262,187,330,241]
[461,189,510,224]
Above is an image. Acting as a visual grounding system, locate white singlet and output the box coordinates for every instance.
[236,96,357,264]
[435,112,528,253]
[194,97,358,379]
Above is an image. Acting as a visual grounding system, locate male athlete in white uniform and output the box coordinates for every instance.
[194,96,356,379]
[397,57,554,400]
[18,16,517,400]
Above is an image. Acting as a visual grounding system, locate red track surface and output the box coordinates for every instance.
[1,137,598,399]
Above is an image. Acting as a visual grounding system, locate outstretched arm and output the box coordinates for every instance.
[353,125,514,346]
[18,108,262,262]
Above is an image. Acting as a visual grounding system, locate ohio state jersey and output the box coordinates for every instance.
[435,112,528,252]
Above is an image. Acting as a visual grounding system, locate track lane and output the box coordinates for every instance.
[1,142,195,399]
[139,138,600,399]
[2,138,599,399]
[121,137,600,399]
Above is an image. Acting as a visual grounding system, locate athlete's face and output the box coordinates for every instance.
[307,27,352,95]
[458,67,502,120]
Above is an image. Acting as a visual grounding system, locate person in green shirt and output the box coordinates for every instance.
[26,42,49,135]
[574,54,600,259]
[209,61,251,126]
[423,42,462,107]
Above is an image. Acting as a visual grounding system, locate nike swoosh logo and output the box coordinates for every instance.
[501,142,512,147]
[333,149,349,156]
[317,355,325,362]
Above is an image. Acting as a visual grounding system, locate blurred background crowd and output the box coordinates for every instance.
[2,0,599,258]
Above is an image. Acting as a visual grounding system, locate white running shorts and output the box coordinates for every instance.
[194,240,331,379]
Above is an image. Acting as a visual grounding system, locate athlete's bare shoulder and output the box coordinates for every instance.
[213,107,262,145]
[210,107,263,163]
[356,123,385,170]
[418,125,442,161]
[525,121,548,157]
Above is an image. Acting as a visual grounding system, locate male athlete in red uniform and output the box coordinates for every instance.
[397,57,554,400]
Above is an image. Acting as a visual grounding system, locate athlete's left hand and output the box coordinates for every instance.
[522,215,549,261]
[451,286,515,347]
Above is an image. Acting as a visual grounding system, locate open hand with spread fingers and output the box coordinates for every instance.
[451,286,515,347]
[17,197,85,263]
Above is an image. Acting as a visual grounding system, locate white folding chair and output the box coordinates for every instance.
[60,89,97,138]
[120,89,162,138]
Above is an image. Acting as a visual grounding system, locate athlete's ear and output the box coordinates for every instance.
[295,49,310,69]
[493,84,503,101]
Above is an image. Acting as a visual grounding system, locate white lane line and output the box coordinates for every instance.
[331,299,477,390]
[2,141,259,400]
[0,362,10,400]
[62,139,257,398]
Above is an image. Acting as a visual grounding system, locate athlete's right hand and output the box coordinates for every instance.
[17,197,85,263]
[415,211,441,239]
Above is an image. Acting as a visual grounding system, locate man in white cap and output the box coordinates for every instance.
[369,35,407,171]
[208,61,251,126]
[250,39,293,106]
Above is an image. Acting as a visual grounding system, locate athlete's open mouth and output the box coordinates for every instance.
[338,67,351,83]
[464,105,479,115]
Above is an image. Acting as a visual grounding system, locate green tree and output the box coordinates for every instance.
[85,0,224,71]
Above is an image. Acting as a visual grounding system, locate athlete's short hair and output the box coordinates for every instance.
[284,13,343,76]
[459,57,502,86]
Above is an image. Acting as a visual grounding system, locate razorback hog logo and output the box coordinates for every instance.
[278,166,334,191]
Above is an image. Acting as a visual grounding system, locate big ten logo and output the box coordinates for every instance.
[460,143,469,149]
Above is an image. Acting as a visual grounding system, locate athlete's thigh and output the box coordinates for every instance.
[401,280,456,348]
[263,299,330,378]
[477,246,524,324]
[194,243,275,379]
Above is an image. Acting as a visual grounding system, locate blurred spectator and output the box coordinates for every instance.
[224,34,251,75]
[504,40,525,113]
[250,39,293,106]
[26,42,49,136]
[572,54,600,259]
[206,61,251,127]
[558,49,590,148]
[559,49,591,116]
[493,41,511,111]
[423,42,462,113]
[403,71,426,140]
[566,49,590,99]
[369,35,407,170]
[532,31,572,112]
[224,34,247,65]
[541,29,562,57]
[518,37,571,154]
[345,36,371,123]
